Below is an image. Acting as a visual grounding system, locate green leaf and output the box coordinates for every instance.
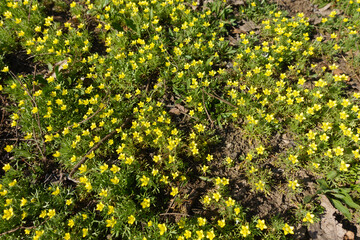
[303,194,314,204]
[15,149,32,159]
[341,193,360,209]
[326,170,337,180]
[330,193,345,199]
[331,198,352,220]
[125,19,136,33]
[317,179,329,190]
[199,176,212,182]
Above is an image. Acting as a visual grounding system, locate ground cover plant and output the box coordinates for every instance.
[0,0,360,239]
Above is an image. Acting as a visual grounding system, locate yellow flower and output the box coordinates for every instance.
[128,215,136,225]
[31,107,38,114]
[334,146,344,156]
[288,180,300,190]
[107,205,114,215]
[158,223,167,235]
[99,163,108,173]
[66,199,72,206]
[53,151,61,157]
[339,160,350,171]
[196,230,204,239]
[106,216,117,228]
[20,197,27,207]
[47,209,56,218]
[82,228,88,238]
[303,212,315,223]
[170,187,179,196]
[39,210,47,218]
[218,219,226,228]
[197,217,206,226]
[2,207,14,220]
[1,66,9,72]
[240,224,251,237]
[79,164,87,173]
[110,164,120,174]
[68,219,75,228]
[283,223,294,235]
[225,197,235,207]
[4,145,14,152]
[206,230,215,240]
[64,233,70,240]
[96,202,105,211]
[2,163,11,172]
[52,187,60,196]
[288,154,298,164]
[184,230,192,238]
[111,176,119,184]
[141,198,150,208]
[203,195,211,205]
[256,145,265,155]
[140,175,150,187]
[256,219,267,230]
[255,180,265,191]
[212,192,221,202]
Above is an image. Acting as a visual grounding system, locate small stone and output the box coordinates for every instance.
[343,231,354,240]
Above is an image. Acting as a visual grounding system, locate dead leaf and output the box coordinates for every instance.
[169,104,188,115]
[233,20,259,34]
[317,3,332,14]
[333,68,344,75]
[228,0,245,6]
[228,35,239,46]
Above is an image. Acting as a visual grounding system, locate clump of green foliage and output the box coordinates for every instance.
[1,0,360,239]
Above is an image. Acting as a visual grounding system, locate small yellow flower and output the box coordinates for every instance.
[197,217,207,226]
[2,207,14,220]
[31,107,38,114]
[1,66,9,72]
[99,163,108,173]
[196,230,204,239]
[96,202,105,211]
[184,229,191,238]
[158,223,167,235]
[255,180,265,191]
[339,160,350,171]
[79,164,87,173]
[4,145,14,152]
[47,209,56,218]
[128,215,136,225]
[141,198,150,208]
[170,187,179,196]
[303,212,315,223]
[206,230,215,240]
[2,163,11,172]
[212,192,221,202]
[20,198,27,207]
[240,224,251,237]
[288,180,300,190]
[52,187,60,196]
[106,216,117,228]
[283,223,294,235]
[64,233,70,240]
[256,219,267,230]
[140,175,150,187]
[66,199,72,206]
[218,219,226,228]
[68,219,75,228]
[82,228,88,238]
